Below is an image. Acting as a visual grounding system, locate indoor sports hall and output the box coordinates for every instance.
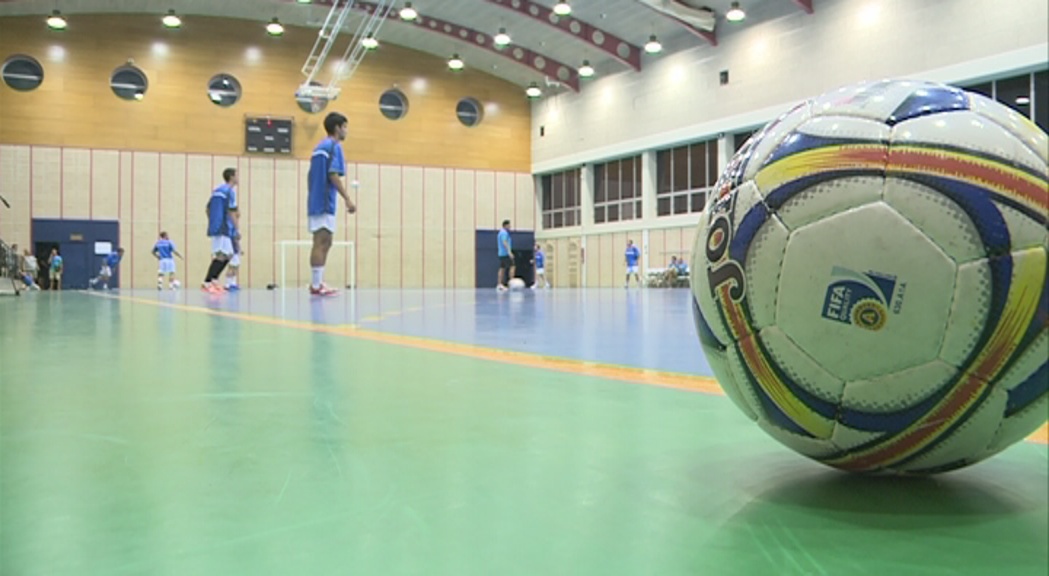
[0,1,1046,575]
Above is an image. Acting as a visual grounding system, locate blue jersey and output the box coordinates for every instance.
[51,255,63,270]
[535,250,545,268]
[105,252,122,268]
[207,183,235,237]
[497,229,511,257]
[154,239,175,259]
[307,137,346,216]
[625,245,640,266]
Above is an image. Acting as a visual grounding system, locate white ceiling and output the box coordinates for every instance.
[0,0,792,92]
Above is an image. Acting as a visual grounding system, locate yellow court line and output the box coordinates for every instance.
[86,292,1049,445]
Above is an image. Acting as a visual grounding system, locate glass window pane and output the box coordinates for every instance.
[553,211,563,228]
[656,149,672,195]
[657,197,671,216]
[691,192,706,212]
[594,165,606,203]
[689,142,706,190]
[565,210,575,227]
[553,184,564,209]
[607,203,619,222]
[622,201,633,220]
[734,130,756,152]
[607,161,620,201]
[543,213,552,229]
[706,140,719,187]
[542,176,552,210]
[594,206,606,224]
[995,73,1032,118]
[620,156,635,199]
[673,194,689,215]
[636,200,642,219]
[567,170,578,206]
[1035,70,1048,133]
[962,81,993,99]
[672,146,689,192]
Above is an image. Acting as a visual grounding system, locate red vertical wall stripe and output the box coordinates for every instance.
[400,165,404,289]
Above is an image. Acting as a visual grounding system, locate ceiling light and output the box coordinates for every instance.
[578,60,594,78]
[726,2,746,22]
[134,91,145,101]
[447,53,464,71]
[525,82,542,98]
[162,10,181,29]
[296,0,312,3]
[1015,96,1031,105]
[494,27,511,47]
[46,10,67,30]
[361,35,379,49]
[644,35,662,54]
[400,3,418,21]
[266,18,284,36]
[553,1,571,16]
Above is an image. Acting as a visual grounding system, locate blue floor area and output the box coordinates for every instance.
[106,287,713,377]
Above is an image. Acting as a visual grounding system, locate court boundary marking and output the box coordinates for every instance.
[84,291,1049,445]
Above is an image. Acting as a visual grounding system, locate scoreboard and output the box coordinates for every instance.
[245,117,293,154]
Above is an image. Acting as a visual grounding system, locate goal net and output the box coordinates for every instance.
[276,240,356,290]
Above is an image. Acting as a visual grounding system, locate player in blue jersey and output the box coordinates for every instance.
[624,239,642,288]
[202,167,238,293]
[48,248,63,290]
[152,231,183,290]
[496,219,513,291]
[306,112,356,296]
[88,247,125,290]
[531,243,550,289]
[225,214,243,292]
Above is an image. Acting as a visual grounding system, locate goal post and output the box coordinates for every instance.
[277,240,356,289]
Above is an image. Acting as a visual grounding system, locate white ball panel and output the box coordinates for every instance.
[724,338,774,421]
[999,204,1049,252]
[742,103,813,181]
[900,386,1007,472]
[757,419,840,459]
[891,110,1047,176]
[982,395,1047,458]
[794,115,892,141]
[758,326,845,405]
[994,329,1048,396]
[830,422,888,452]
[809,79,932,123]
[841,360,957,413]
[967,92,1049,168]
[743,215,789,330]
[882,177,985,264]
[774,175,884,231]
[706,344,760,422]
[778,202,957,381]
[939,260,991,368]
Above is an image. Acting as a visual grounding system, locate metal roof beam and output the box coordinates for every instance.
[484,0,641,71]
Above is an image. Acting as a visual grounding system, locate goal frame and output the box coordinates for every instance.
[276,240,356,290]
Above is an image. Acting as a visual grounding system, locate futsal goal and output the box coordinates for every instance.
[276,240,356,290]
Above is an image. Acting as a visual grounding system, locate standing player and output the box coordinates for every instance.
[152,232,183,290]
[88,247,124,290]
[531,243,550,289]
[225,218,242,292]
[307,112,356,296]
[496,219,513,291]
[48,248,63,290]
[624,239,642,288]
[202,167,238,293]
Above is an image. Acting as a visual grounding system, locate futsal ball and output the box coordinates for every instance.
[509,278,526,290]
[690,79,1048,475]
[171,280,181,289]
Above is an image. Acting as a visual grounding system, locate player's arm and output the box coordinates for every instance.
[330,146,356,213]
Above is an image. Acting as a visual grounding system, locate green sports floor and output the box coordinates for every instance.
[1,289,1046,576]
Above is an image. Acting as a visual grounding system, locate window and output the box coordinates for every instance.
[207,73,241,107]
[379,88,408,120]
[540,169,581,230]
[655,139,717,217]
[734,129,757,153]
[957,70,1048,132]
[2,55,44,91]
[110,64,148,101]
[593,156,641,224]
[456,97,483,127]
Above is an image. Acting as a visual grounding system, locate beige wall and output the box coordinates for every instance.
[0,144,535,288]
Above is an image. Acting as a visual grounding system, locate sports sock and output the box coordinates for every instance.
[311,267,324,289]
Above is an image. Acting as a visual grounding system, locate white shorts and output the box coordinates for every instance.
[229,253,241,267]
[309,213,337,234]
[627,265,639,274]
[99,265,112,277]
[210,235,234,256]
[536,268,545,275]
[158,258,176,274]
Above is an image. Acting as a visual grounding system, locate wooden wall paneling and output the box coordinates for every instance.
[422,167,445,289]
[401,166,424,288]
[454,169,475,288]
[474,170,496,232]
[495,172,515,234]
[355,163,380,288]
[378,164,402,289]
[513,173,535,231]
[0,145,31,249]
[31,147,61,218]
[130,152,160,287]
[91,150,120,221]
[61,148,91,219]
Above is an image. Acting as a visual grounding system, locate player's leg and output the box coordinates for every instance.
[225,253,240,291]
[203,236,232,292]
[308,215,337,295]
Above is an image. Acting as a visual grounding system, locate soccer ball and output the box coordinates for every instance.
[691,79,1048,475]
[508,278,526,290]
[171,279,181,289]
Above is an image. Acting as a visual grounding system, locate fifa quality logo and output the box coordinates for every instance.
[705,185,746,303]
[821,266,906,331]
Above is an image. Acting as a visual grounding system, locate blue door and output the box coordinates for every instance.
[32,219,121,290]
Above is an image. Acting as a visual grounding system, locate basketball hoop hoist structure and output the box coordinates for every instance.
[295,0,396,105]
